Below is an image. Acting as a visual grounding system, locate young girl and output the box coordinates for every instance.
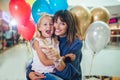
[31,13,62,80]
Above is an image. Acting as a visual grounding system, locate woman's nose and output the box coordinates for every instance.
[54,23,59,28]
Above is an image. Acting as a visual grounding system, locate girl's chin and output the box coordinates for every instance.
[48,35,52,37]
[44,34,52,38]
[55,32,60,35]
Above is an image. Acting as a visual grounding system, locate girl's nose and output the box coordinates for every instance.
[47,24,53,29]
[47,24,51,28]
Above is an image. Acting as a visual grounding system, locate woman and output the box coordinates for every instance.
[27,10,83,80]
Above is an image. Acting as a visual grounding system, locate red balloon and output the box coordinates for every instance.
[9,0,31,25]
[10,0,25,1]
[18,19,36,41]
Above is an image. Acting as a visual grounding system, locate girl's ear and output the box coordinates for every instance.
[38,25,42,31]
[37,22,42,31]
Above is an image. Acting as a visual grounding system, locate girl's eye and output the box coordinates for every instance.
[44,24,47,26]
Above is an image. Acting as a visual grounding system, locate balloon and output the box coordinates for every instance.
[91,7,110,24]
[10,0,25,1]
[32,0,53,23]
[47,0,68,14]
[85,21,110,53]
[70,6,91,40]
[26,0,35,7]
[9,0,31,25]
[80,21,91,40]
[32,0,68,23]
[18,19,36,41]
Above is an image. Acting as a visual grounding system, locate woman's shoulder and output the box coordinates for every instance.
[70,38,83,49]
[74,38,83,44]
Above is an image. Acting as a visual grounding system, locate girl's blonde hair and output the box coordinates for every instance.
[37,12,53,28]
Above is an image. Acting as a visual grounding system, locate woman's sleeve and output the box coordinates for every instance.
[26,61,33,80]
[55,40,83,79]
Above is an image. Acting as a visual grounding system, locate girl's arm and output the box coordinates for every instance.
[33,40,54,66]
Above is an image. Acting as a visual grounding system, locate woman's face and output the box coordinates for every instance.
[54,17,68,37]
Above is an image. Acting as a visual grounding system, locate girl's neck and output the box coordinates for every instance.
[37,35,51,39]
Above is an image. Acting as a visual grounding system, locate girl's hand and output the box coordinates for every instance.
[41,46,60,60]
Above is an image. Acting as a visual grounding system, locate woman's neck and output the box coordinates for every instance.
[59,34,67,38]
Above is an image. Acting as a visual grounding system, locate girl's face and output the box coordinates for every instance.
[54,17,68,37]
[38,16,54,38]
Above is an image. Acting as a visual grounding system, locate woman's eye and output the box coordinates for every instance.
[61,22,65,25]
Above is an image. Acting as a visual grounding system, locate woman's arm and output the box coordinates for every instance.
[26,61,32,80]
[55,40,83,79]
[26,61,46,80]
[55,50,82,79]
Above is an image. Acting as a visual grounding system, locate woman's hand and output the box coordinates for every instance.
[65,53,76,61]
[29,72,46,80]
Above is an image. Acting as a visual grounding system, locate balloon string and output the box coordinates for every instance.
[89,51,95,80]
[82,40,87,80]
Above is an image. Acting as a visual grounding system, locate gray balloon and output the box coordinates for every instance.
[85,21,110,53]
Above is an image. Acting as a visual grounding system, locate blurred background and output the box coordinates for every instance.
[0,0,120,50]
[0,0,120,80]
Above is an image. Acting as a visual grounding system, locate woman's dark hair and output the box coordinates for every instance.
[53,10,78,44]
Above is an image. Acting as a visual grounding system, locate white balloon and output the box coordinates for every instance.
[85,21,110,53]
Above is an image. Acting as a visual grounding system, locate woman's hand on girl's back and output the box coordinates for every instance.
[29,72,46,80]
